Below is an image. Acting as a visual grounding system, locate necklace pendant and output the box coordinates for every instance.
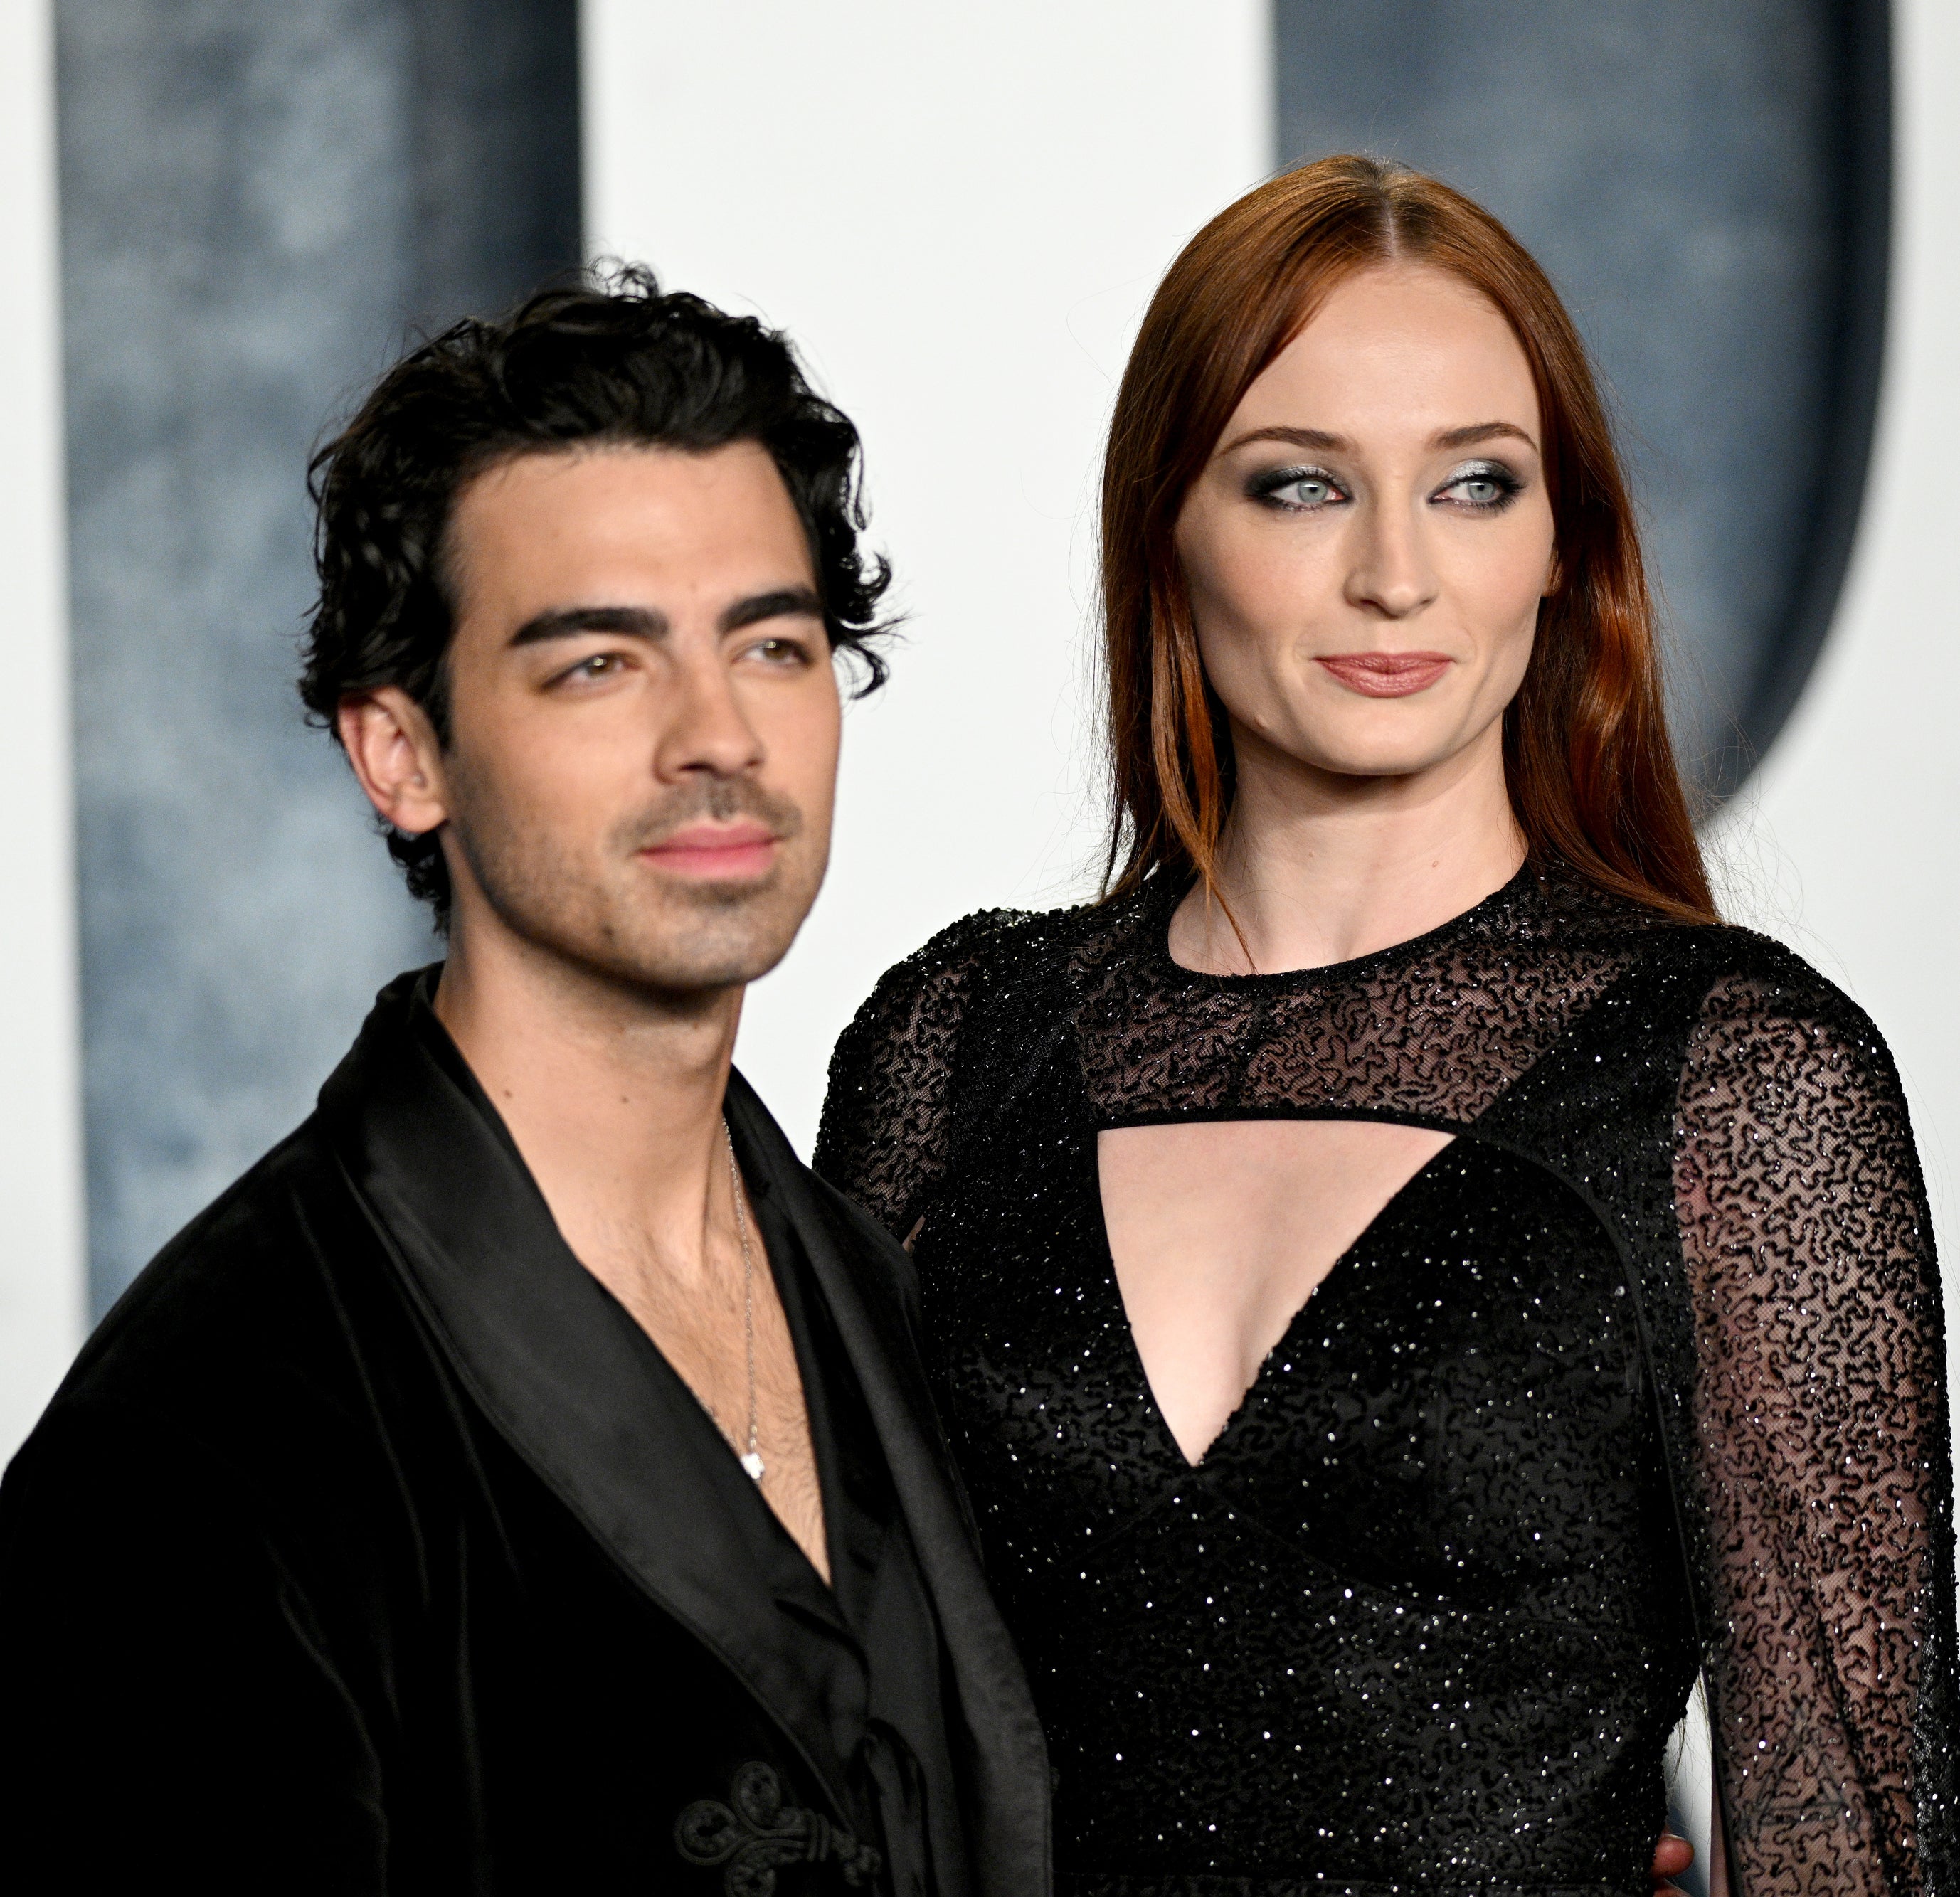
[741,1450,766,1482]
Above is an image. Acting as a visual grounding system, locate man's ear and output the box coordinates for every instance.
[338,688,450,838]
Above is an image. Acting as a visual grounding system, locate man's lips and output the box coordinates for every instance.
[1314,652,1453,698]
[636,820,780,879]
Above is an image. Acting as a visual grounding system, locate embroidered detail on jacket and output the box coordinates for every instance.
[675,1760,882,1895]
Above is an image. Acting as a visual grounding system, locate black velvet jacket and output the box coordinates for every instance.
[0,973,1049,1896]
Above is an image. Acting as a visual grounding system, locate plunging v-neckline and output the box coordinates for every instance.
[1095,1126,1463,1470]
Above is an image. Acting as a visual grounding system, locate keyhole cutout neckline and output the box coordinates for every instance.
[1096,1117,1458,1467]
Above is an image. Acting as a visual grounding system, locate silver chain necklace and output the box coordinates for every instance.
[723,1125,766,1482]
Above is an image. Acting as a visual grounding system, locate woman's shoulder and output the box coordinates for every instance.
[1520,868,1904,1098]
[878,901,1063,984]
[1654,920,1908,1108]
[818,897,1119,1216]
[841,905,1041,1043]
[1683,919,1881,1029]
[847,888,1145,1036]
[1534,868,1885,1036]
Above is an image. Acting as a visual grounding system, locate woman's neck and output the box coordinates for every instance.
[1169,721,1525,976]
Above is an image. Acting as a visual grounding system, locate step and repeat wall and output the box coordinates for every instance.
[5,0,1955,1550]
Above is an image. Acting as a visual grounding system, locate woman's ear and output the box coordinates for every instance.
[337,688,450,839]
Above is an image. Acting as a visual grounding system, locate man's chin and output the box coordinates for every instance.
[644,940,795,994]
[469,854,824,1001]
[586,893,811,998]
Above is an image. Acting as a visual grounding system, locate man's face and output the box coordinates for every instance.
[427,442,841,996]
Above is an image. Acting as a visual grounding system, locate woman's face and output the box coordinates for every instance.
[1175,264,1557,788]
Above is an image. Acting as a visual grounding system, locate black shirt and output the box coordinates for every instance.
[746,1162,970,1894]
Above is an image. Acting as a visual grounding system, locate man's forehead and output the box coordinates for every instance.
[447,440,813,607]
[459,437,791,519]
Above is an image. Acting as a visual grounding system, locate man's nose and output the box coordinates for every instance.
[655,650,766,780]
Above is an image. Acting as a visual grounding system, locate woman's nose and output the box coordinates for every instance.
[1344,499,1439,620]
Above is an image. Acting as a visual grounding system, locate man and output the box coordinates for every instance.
[0,272,1047,1893]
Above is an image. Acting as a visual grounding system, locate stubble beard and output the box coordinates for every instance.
[445,772,824,1000]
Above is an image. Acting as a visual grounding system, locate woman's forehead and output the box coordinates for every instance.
[1236,265,1537,440]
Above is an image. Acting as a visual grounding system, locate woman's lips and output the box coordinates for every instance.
[637,820,779,879]
[1314,652,1453,698]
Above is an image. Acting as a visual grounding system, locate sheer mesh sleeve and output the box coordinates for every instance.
[1675,972,1956,1894]
[815,911,1022,1239]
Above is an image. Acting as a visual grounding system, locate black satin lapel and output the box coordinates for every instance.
[314,977,854,1814]
[725,1078,947,1467]
[753,1186,891,1630]
[723,1070,1054,1897]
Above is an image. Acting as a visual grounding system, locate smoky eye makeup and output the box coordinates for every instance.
[1245,464,1350,511]
[1434,459,1526,512]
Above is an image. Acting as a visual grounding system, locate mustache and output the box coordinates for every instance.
[613,778,804,854]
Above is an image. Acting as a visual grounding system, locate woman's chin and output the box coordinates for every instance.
[1255,730,1488,790]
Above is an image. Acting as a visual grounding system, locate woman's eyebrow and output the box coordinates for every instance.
[1219,424,1350,455]
[1432,421,1537,451]
[1217,421,1539,457]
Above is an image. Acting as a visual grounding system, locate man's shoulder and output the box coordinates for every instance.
[28,1115,423,1468]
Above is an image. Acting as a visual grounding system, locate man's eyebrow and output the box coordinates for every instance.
[719,585,825,634]
[1432,420,1537,452]
[1219,425,1351,456]
[509,605,668,647]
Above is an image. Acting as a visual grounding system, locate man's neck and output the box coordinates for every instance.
[1174,721,1525,976]
[433,914,741,1291]
[430,898,834,1582]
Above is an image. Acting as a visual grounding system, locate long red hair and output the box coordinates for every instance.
[1101,155,1716,925]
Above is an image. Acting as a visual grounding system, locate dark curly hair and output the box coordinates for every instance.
[300,264,894,923]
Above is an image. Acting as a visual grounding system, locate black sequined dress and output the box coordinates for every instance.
[817,866,1956,1896]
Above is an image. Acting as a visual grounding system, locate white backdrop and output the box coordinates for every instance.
[0,0,85,1458]
[584,0,1270,1149]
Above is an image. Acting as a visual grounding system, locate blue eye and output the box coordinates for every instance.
[1438,463,1522,511]
[1251,467,1347,511]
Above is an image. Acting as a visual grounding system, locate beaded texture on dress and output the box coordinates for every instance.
[816,864,1955,1896]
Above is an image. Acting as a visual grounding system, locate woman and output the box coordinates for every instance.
[817,157,1954,1895]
